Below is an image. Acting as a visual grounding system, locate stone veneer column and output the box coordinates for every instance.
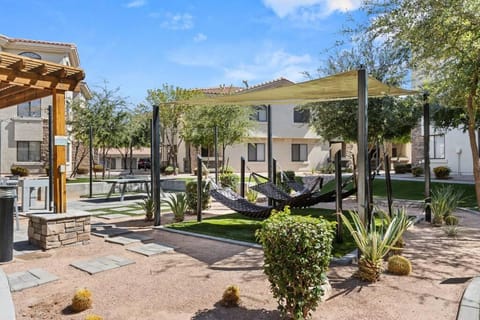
[28,212,91,250]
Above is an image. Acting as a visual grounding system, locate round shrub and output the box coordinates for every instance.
[164,166,175,175]
[93,164,104,173]
[221,285,241,307]
[185,180,210,213]
[433,166,451,179]
[394,163,412,174]
[10,166,29,177]
[71,288,92,312]
[76,167,89,175]
[411,166,424,177]
[220,173,239,191]
[256,207,334,319]
[219,166,234,174]
[444,215,459,226]
[387,255,412,276]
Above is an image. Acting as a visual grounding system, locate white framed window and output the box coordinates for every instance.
[430,134,445,159]
[248,143,265,161]
[292,144,308,161]
[293,107,310,123]
[17,99,41,117]
[17,141,41,162]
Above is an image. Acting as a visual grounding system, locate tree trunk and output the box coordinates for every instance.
[466,92,480,208]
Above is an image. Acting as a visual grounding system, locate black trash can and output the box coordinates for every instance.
[0,185,16,263]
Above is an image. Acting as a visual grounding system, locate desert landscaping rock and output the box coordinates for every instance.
[126,243,174,256]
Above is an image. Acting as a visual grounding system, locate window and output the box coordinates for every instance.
[251,106,267,122]
[430,134,445,159]
[17,141,41,162]
[292,144,308,162]
[18,51,42,60]
[293,108,310,123]
[248,143,265,161]
[17,99,41,117]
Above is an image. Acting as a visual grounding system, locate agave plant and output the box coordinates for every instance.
[162,193,188,222]
[341,209,413,282]
[430,185,464,226]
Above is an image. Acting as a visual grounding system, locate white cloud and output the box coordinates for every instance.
[193,33,207,43]
[162,13,194,30]
[262,0,361,19]
[125,0,146,8]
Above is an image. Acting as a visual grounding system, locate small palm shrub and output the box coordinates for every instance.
[387,255,412,276]
[221,285,241,307]
[138,196,154,221]
[185,180,210,213]
[71,288,92,312]
[10,166,29,177]
[220,173,239,191]
[162,193,187,222]
[433,166,451,179]
[256,206,334,320]
[341,208,413,282]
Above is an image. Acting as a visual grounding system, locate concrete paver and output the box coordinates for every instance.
[91,227,131,238]
[7,269,58,292]
[70,255,135,275]
[127,243,174,257]
[105,232,154,246]
[97,213,131,220]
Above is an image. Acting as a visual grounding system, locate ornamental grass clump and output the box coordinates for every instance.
[430,185,463,226]
[341,208,413,282]
[162,193,188,222]
[256,206,334,320]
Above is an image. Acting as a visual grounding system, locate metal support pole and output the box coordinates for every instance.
[240,157,245,198]
[197,155,202,222]
[267,104,273,207]
[272,158,277,185]
[152,106,161,226]
[384,154,393,217]
[89,125,93,198]
[335,150,343,243]
[214,125,218,184]
[423,93,431,222]
[48,105,54,211]
[357,67,369,225]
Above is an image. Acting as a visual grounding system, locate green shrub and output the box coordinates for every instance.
[10,166,29,177]
[220,173,239,191]
[185,180,210,213]
[444,215,459,226]
[162,193,187,222]
[433,166,451,179]
[394,163,411,174]
[256,207,334,319]
[93,164,104,173]
[164,166,175,175]
[219,166,234,174]
[276,170,295,193]
[411,166,424,177]
[77,167,89,175]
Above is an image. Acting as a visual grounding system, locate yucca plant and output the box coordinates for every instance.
[430,185,463,226]
[162,193,188,222]
[341,209,413,282]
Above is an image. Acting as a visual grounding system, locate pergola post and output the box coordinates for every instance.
[357,68,369,225]
[52,89,67,213]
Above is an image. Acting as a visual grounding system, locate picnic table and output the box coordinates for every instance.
[105,178,151,201]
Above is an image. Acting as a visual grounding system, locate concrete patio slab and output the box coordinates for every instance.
[91,228,131,238]
[106,233,154,246]
[7,268,58,292]
[109,207,133,212]
[127,243,174,257]
[70,255,135,275]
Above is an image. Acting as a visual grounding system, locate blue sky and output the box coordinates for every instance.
[0,0,363,106]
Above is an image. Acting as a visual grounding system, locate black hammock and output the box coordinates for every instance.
[209,187,283,219]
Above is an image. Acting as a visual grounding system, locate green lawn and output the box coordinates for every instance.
[372,179,477,208]
[167,208,357,258]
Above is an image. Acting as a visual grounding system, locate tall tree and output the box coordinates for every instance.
[146,85,197,170]
[361,0,480,207]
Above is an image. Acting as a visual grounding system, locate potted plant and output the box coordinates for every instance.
[138,196,155,221]
[162,193,188,222]
[341,208,413,282]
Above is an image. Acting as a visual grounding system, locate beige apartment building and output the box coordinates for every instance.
[0,34,90,176]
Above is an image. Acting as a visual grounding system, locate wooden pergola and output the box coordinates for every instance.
[0,51,85,213]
